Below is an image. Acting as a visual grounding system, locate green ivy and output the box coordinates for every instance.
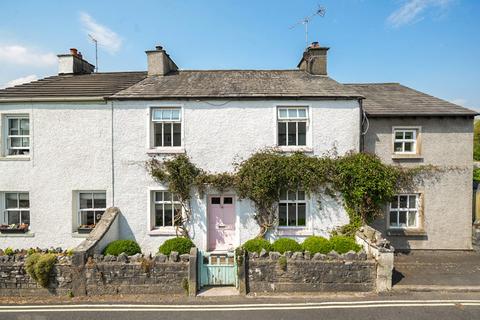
[147,150,434,238]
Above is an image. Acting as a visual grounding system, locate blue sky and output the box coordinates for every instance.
[0,0,479,111]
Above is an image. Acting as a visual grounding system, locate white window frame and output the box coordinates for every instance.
[151,190,182,229]
[150,107,182,148]
[2,192,30,227]
[392,127,419,155]
[4,115,30,156]
[277,107,309,147]
[388,194,419,229]
[77,191,106,229]
[278,190,307,228]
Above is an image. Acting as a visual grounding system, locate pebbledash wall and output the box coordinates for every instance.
[0,99,360,253]
[365,117,474,250]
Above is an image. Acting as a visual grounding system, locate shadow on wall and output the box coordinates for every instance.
[118,213,137,244]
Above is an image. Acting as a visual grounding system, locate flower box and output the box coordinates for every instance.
[77,225,95,234]
[0,224,29,234]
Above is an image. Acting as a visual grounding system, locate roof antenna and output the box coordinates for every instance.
[88,34,98,72]
[290,5,326,48]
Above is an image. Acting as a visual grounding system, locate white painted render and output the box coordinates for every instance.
[0,99,359,254]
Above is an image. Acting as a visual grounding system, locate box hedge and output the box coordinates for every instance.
[272,238,302,254]
[242,238,273,253]
[301,236,333,254]
[330,236,361,254]
[103,240,142,256]
[159,237,194,255]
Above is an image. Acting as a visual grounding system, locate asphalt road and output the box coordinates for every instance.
[1,298,480,320]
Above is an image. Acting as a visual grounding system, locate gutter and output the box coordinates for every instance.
[366,113,478,118]
[0,97,107,103]
[107,95,365,101]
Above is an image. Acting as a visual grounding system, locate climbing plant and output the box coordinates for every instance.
[147,150,437,238]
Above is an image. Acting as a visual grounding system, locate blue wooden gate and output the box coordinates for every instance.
[198,251,237,287]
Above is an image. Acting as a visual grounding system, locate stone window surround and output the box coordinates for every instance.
[0,112,32,161]
[147,188,182,236]
[391,126,422,160]
[148,105,185,154]
[276,104,312,151]
[386,191,426,237]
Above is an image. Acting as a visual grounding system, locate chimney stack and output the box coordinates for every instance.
[146,45,178,76]
[297,42,329,75]
[57,48,95,75]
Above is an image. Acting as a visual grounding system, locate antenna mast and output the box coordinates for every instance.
[88,34,98,72]
[290,5,326,47]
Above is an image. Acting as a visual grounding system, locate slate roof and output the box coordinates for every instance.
[110,70,363,99]
[345,83,477,117]
[0,72,147,100]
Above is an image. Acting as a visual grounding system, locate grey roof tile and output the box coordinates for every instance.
[0,72,147,99]
[345,83,477,117]
[110,70,362,99]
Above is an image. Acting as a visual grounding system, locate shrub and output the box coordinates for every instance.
[272,238,302,254]
[301,236,333,254]
[242,238,272,253]
[103,240,141,256]
[25,253,42,282]
[330,236,361,254]
[35,254,57,287]
[4,247,14,256]
[159,237,194,255]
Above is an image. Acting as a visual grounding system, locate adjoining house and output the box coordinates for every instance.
[0,43,476,256]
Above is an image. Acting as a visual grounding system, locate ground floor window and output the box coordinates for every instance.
[389,194,418,229]
[0,192,30,232]
[152,191,182,228]
[278,190,306,227]
[77,191,106,232]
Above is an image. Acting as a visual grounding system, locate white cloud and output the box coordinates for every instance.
[1,74,38,89]
[387,0,454,28]
[80,12,122,54]
[0,45,56,67]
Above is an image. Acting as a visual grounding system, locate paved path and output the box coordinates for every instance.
[393,250,480,289]
[1,297,480,320]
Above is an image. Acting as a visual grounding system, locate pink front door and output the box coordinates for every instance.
[207,195,236,251]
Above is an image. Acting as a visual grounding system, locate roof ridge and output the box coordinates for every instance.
[344,82,401,86]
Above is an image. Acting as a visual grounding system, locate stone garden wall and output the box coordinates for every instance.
[85,252,189,295]
[246,251,376,293]
[0,254,74,297]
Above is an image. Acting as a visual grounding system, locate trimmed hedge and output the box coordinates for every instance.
[25,253,57,287]
[272,238,302,254]
[103,240,141,256]
[159,237,194,255]
[242,238,273,254]
[301,236,333,254]
[330,236,361,254]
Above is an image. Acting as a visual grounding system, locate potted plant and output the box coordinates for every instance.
[0,223,29,234]
[77,224,95,234]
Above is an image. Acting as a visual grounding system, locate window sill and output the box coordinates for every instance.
[277,227,312,236]
[72,232,90,238]
[148,228,178,236]
[147,147,186,155]
[387,228,427,237]
[391,154,423,161]
[0,231,35,238]
[277,146,313,153]
[0,156,30,161]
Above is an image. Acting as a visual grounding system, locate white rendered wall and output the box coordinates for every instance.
[0,103,113,250]
[113,99,359,253]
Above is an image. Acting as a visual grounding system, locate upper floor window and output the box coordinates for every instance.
[278,190,306,227]
[1,192,30,232]
[152,191,182,229]
[5,115,30,156]
[277,107,308,146]
[389,194,418,229]
[77,191,106,232]
[393,128,418,154]
[151,108,181,147]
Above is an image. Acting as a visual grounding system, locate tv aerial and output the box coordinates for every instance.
[290,5,326,47]
[88,34,98,72]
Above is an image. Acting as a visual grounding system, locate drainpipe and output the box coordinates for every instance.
[359,98,364,152]
[111,100,115,206]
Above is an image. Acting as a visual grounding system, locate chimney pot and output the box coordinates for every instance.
[58,48,94,75]
[155,45,163,51]
[70,48,78,56]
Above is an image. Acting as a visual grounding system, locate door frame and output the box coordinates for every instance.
[207,194,236,252]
